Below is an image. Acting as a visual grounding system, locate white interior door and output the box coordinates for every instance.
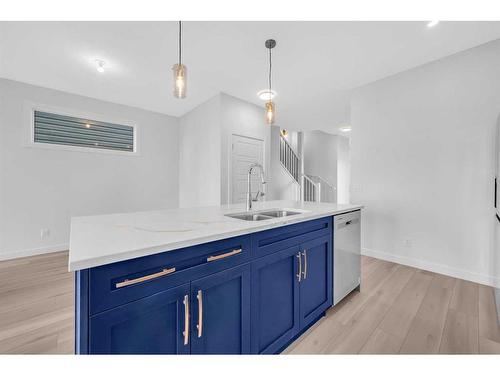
[231,134,264,204]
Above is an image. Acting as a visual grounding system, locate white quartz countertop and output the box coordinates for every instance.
[69,200,363,271]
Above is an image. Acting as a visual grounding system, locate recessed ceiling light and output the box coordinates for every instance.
[257,89,276,101]
[427,20,440,28]
[94,59,106,73]
[339,126,351,133]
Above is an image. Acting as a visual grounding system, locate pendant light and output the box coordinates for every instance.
[265,39,276,124]
[172,21,187,99]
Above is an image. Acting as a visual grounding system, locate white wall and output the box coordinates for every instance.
[179,95,221,208]
[337,135,351,204]
[220,93,271,205]
[303,130,338,187]
[177,93,271,206]
[303,130,338,202]
[0,79,179,260]
[351,39,500,287]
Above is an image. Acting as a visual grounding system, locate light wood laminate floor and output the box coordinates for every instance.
[0,251,499,354]
[284,256,500,354]
[0,251,73,354]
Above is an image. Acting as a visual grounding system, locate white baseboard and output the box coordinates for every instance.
[362,247,500,288]
[0,243,68,262]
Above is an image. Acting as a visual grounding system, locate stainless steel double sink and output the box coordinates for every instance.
[225,209,302,221]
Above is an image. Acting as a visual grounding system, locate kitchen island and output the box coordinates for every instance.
[70,200,362,354]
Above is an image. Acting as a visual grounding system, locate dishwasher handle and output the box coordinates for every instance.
[337,218,359,229]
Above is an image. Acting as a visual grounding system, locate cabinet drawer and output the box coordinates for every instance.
[251,216,332,259]
[89,235,251,315]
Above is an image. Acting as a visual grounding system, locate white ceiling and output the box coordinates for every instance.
[1,21,500,133]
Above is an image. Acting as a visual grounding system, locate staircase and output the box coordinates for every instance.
[279,134,300,183]
[279,133,335,203]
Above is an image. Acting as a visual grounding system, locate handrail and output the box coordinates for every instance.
[302,174,318,187]
[307,174,335,190]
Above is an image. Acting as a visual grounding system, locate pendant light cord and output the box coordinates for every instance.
[178,21,182,66]
[268,47,272,98]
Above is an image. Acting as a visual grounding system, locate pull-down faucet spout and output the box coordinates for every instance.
[246,163,266,211]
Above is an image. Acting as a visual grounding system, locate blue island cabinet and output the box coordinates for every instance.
[89,283,190,354]
[250,245,301,354]
[190,264,251,354]
[76,216,334,355]
[250,235,332,354]
[298,235,333,329]
[87,264,251,354]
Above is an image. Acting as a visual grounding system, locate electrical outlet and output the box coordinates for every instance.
[40,228,50,240]
[403,239,413,248]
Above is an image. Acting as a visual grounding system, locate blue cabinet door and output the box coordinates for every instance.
[190,264,251,354]
[299,235,332,329]
[89,283,190,354]
[250,245,301,354]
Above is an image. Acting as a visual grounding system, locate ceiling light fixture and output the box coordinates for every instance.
[257,89,276,101]
[173,21,187,99]
[264,39,276,125]
[95,59,105,73]
[427,20,439,28]
[340,126,352,133]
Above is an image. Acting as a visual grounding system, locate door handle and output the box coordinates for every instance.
[296,252,302,282]
[196,290,203,338]
[302,250,308,280]
[183,295,189,346]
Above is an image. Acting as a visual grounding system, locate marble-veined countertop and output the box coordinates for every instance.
[69,200,363,271]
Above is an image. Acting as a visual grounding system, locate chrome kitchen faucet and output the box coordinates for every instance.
[246,163,266,211]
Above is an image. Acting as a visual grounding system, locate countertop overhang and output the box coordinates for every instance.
[69,200,363,271]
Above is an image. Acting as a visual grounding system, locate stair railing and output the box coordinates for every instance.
[279,135,300,183]
[302,174,319,202]
[278,132,333,203]
[306,175,336,203]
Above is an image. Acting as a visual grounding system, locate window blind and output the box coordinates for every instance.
[33,111,134,152]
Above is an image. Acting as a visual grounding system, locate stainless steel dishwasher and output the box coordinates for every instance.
[333,210,361,305]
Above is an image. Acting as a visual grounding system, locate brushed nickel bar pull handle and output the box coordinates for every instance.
[183,295,189,346]
[196,290,203,338]
[115,267,176,288]
[302,250,308,280]
[296,252,302,282]
[207,248,242,262]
